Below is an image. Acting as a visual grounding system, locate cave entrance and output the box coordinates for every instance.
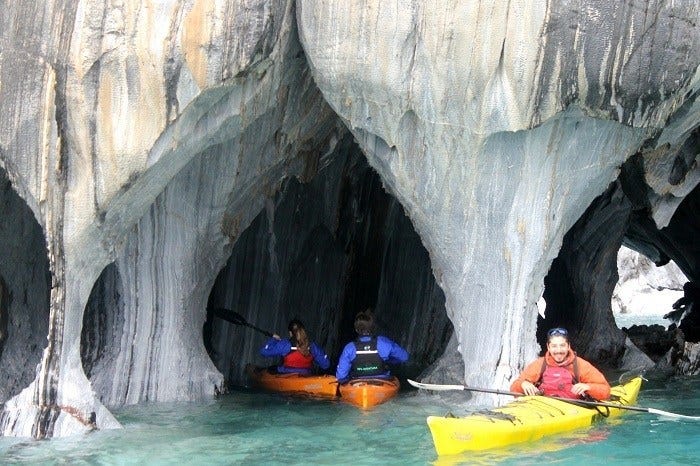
[80,263,125,405]
[540,172,699,371]
[203,136,453,388]
[0,275,7,361]
[611,246,687,329]
[0,169,51,403]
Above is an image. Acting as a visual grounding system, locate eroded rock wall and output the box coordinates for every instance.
[0,0,698,438]
[297,0,700,391]
[1,0,343,435]
[0,170,51,404]
[206,137,451,387]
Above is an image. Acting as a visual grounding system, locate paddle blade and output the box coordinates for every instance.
[209,308,245,325]
[647,407,700,420]
[407,379,466,391]
[227,311,250,326]
[208,308,273,336]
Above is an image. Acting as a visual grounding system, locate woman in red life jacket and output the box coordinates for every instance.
[260,319,330,374]
[510,327,611,400]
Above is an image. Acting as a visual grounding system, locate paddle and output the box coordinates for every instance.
[407,379,700,420]
[208,308,274,337]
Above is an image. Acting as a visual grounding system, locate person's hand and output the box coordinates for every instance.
[272,333,281,340]
[520,381,540,396]
[571,383,590,396]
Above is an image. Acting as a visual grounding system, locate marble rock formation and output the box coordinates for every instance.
[297,1,700,390]
[0,0,698,438]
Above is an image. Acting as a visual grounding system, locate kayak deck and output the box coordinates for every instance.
[426,376,642,455]
[338,377,400,410]
[246,365,339,398]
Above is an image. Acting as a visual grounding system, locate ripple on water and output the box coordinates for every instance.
[0,378,697,465]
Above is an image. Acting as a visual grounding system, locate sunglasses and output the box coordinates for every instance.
[547,327,568,337]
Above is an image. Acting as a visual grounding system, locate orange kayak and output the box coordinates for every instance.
[246,365,339,398]
[338,377,400,409]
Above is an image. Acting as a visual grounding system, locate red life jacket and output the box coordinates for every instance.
[282,347,313,369]
[537,357,580,399]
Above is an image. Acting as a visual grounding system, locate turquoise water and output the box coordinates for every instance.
[0,376,698,465]
[614,312,669,329]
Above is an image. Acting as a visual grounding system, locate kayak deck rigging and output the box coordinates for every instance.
[425,376,642,455]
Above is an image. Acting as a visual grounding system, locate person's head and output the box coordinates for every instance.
[288,319,304,334]
[354,309,375,336]
[545,327,571,363]
[288,319,310,355]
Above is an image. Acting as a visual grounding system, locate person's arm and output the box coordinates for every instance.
[260,337,291,358]
[510,358,545,394]
[335,343,355,382]
[378,336,408,364]
[575,358,611,400]
[310,342,331,370]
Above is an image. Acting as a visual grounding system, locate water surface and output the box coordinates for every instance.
[0,376,697,465]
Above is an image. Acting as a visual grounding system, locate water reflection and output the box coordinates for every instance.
[431,426,612,465]
[0,378,697,465]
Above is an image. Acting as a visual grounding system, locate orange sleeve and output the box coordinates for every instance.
[577,358,611,400]
[510,357,545,393]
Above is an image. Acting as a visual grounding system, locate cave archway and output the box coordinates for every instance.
[0,275,7,361]
[540,181,630,367]
[80,263,125,404]
[612,246,686,329]
[204,136,452,387]
[0,169,51,403]
[540,168,699,371]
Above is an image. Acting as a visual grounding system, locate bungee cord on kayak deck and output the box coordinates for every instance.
[407,379,700,420]
[412,377,645,455]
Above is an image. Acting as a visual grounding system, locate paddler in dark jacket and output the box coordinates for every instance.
[510,327,611,400]
[336,309,409,383]
[260,319,330,374]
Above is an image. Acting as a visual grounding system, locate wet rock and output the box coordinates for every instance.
[676,342,700,375]
[623,324,676,362]
[619,336,655,372]
[622,322,700,377]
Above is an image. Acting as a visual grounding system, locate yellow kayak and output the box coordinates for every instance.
[426,377,642,456]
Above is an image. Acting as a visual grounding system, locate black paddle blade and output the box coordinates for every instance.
[208,308,273,337]
[209,308,246,325]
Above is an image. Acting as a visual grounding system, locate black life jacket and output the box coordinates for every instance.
[350,337,388,378]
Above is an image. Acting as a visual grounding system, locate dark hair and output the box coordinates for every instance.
[354,310,375,336]
[546,327,569,343]
[288,319,310,356]
[288,318,304,333]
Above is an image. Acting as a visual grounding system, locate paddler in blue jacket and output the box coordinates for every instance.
[336,309,409,383]
[260,319,330,374]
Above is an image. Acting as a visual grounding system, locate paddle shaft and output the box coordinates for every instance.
[209,308,273,337]
[452,386,653,412]
[407,379,700,420]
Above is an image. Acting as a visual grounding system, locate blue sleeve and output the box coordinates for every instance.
[260,338,292,357]
[378,336,409,364]
[311,342,331,370]
[335,342,356,382]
